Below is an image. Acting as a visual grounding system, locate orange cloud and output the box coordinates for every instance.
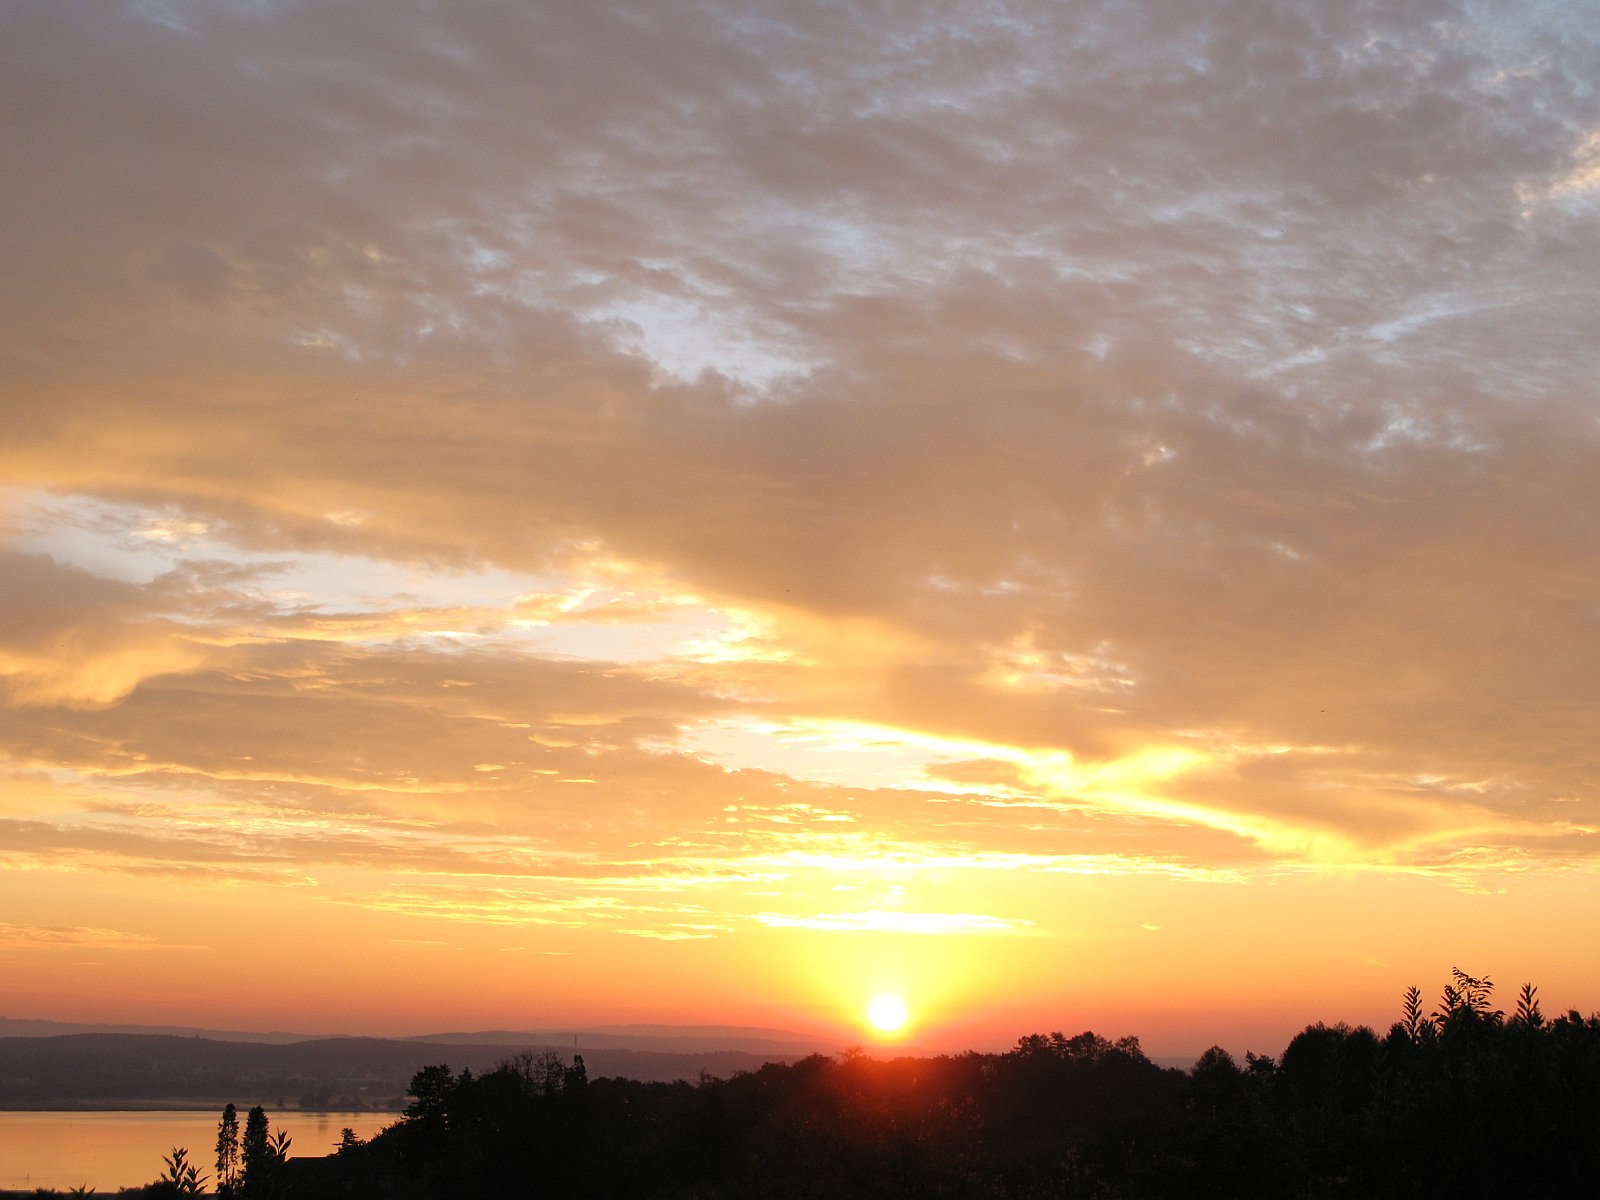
[5,0,1600,1042]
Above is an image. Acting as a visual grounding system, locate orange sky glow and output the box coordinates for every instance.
[4,0,1600,1059]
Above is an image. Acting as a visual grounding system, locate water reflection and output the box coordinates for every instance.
[0,1109,399,1191]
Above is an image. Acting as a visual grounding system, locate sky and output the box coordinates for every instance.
[3,0,1600,1058]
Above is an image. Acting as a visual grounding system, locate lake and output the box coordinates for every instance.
[0,1109,399,1192]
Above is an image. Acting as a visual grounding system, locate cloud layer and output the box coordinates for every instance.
[4,0,1600,1039]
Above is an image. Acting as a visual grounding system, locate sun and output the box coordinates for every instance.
[866,993,909,1034]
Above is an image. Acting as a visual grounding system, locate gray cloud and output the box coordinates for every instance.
[3,0,1600,900]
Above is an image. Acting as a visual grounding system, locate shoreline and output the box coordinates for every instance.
[0,1102,403,1113]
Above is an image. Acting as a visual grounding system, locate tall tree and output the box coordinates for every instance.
[240,1106,270,1199]
[215,1103,240,1199]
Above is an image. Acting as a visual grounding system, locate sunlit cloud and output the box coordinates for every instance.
[4,0,1600,1041]
[0,922,159,950]
[754,911,1030,935]
[345,887,631,927]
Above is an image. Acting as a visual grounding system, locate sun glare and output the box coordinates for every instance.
[867,993,908,1034]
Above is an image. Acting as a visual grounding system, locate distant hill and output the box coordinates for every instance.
[413,1025,826,1055]
[0,1016,329,1044]
[0,1031,826,1109]
[0,1016,829,1055]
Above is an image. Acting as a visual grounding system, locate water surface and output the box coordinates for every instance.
[0,1109,398,1191]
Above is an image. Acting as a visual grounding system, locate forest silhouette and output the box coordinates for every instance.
[109,971,1600,1198]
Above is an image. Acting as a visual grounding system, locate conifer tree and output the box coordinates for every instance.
[215,1103,240,1198]
[240,1106,270,1198]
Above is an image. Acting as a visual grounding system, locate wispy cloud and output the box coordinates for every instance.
[0,923,150,948]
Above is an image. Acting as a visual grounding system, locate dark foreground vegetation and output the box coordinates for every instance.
[38,971,1600,1199]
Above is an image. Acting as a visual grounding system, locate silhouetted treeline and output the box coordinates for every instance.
[257,973,1600,1197]
[0,1033,789,1108]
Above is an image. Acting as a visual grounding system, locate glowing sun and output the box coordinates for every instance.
[866,993,909,1033]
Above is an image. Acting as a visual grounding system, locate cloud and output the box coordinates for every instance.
[3,0,1600,988]
[754,910,1031,935]
[0,552,208,707]
[0,921,158,949]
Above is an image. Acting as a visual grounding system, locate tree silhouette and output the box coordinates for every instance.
[1400,985,1432,1040]
[241,1106,269,1185]
[277,973,1600,1199]
[237,1105,290,1199]
[1513,982,1544,1028]
[215,1103,240,1199]
[1437,967,1499,1025]
[404,1063,453,1122]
